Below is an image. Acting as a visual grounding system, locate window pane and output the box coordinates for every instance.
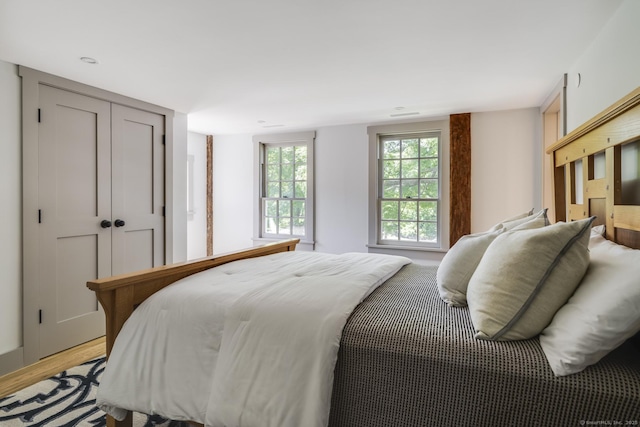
[281,146,294,163]
[279,217,291,235]
[295,163,307,180]
[383,140,400,159]
[399,201,417,221]
[281,163,294,181]
[295,181,307,198]
[419,179,438,198]
[383,160,400,179]
[401,179,419,198]
[420,137,438,157]
[267,182,280,198]
[295,146,307,164]
[400,222,417,241]
[419,222,437,242]
[401,138,419,158]
[265,217,277,234]
[267,147,280,164]
[292,200,305,217]
[401,159,419,179]
[265,199,278,217]
[293,218,305,236]
[279,199,291,217]
[381,201,398,220]
[383,180,400,198]
[381,221,398,240]
[281,181,293,198]
[420,158,438,178]
[418,201,437,222]
[267,164,280,181]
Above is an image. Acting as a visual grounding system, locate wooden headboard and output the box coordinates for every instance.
[547,87,640,249]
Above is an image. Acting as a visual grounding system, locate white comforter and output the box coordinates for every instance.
[97,251,410,426]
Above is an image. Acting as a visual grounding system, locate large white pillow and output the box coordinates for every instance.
[540,234,640,376]
[467,217,594,341]
[437,210,548,307]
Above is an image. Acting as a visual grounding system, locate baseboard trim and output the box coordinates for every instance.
[0,347,24,377]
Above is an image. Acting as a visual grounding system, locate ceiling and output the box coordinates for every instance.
[0,0,622,135]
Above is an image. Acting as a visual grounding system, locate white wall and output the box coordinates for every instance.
[187,131,208,260]
[212,134,255,254]
[0,60,22,356]
[212,112,541,258]
[314,125,369,254]
[471,108,542,232]
[565,0,640,131]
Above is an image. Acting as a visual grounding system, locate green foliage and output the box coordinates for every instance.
[381,201,398,220]
[401,138,419,158]
[420,137,438,157]
[419,221,437,242]
[382,221,398,240]
[281,146,294,163]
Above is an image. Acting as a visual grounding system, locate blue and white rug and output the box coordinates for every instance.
[0,357,189,426]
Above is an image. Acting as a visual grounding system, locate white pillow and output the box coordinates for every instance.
[487,208,534,232]
[540,234,640,376]
[437,228,505,307]
[467,217,594,341]
[437,211,548,307]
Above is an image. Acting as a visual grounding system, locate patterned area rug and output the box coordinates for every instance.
[0,357,190,426]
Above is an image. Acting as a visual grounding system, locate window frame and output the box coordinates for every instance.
[253,131,315,250]
[367,120,450,254]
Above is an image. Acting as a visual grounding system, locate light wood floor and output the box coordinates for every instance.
[0,336,106,398]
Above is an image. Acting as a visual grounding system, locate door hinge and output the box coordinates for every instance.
[39,309,42,324]
[162,135,166,145]
[162,206,166,217]
[38,209,42,223]
[38,108,41,123]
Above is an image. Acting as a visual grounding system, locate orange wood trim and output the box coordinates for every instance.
[206,135,214,256]
[449,113,471,247]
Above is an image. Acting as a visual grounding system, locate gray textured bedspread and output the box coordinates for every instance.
[329,263,640,427]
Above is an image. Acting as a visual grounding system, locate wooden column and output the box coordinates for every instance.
[449,113,471,247]
[206,135,214,256]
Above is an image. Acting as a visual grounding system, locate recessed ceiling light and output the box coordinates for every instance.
[80,56,99,64]
[257,120,266,124]
[263,124,284,128]
[394,106,405,111]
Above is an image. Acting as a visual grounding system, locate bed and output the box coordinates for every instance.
[88,87,640,427]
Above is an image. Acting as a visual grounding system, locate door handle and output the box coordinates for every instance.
[114,219,126,228]
[100,220,112,228]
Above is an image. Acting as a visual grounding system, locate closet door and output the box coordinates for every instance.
[111,104,165,274]
[38,85,110,357]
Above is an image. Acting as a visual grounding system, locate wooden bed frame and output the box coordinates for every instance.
[547,86,640,249]
[88,87,640,427]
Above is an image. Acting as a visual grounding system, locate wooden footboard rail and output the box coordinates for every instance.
[86,239,298,427]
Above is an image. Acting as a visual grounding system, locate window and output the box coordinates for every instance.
[379,133,440,245]
[368,121,449,253]
[253,131,315,249]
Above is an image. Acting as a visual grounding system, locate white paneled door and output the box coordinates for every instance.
[38,85,165,358]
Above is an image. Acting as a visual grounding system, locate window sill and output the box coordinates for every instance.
[366,244,447,253]
[253,237,315,251]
